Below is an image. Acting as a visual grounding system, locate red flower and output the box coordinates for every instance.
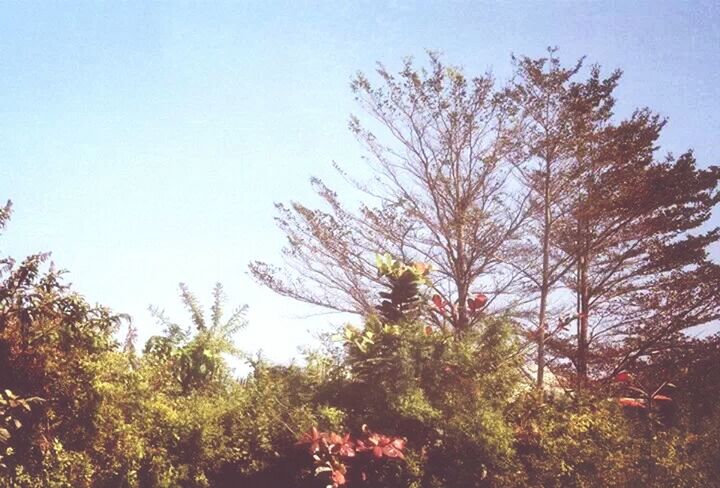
[618,397,646,408]
[468,293,487,312]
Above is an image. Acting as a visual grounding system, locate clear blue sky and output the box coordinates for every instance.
[1,1,718,363]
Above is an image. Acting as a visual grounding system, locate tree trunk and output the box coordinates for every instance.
[577,252,589,383]
[537,164,552,392]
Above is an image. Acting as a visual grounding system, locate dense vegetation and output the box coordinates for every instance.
[2,52,719,487]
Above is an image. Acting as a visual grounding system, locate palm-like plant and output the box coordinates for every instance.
[144,283,247,393]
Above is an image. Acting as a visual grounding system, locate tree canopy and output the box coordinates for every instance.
[251,51,720,388]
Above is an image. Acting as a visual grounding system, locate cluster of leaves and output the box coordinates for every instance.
[613,371,674,410]
[432,292,488,318]
[375,254,429,323]
[143,283,247,394]
[0,390,42,470]
[297,425,406,487]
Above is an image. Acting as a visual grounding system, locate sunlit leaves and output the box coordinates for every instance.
[297,426,406,487]
[144,283,247,394]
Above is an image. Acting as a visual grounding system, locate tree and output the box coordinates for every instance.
[507,50,622,388]
[548,107,720,382]
[250,53,529,331]
[0,200,126,482]
[507,54,720,384]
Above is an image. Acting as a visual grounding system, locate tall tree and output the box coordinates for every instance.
[507,51,621,388]
[561,143,720,380]
[504,52,720,386]
[250,53,528,331]
[533,81,720,382]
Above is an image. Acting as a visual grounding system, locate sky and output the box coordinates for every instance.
[1,1,718,364]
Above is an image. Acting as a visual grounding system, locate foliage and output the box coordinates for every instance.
[375,254,429,324]
[0,202,125,484]
[143,283,247,394]
[326,259,523,487]
[0,389,43,471]
[296,425,406,487]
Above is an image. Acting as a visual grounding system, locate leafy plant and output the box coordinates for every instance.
[297,425,406,487]
[0,389,43,471]
[144,283,247,394]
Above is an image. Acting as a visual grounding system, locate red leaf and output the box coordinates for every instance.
[327,432,343,445]
[390,438,405,450]
[332,469,346,486]
[379,436,406,458]
[355,428,405,460]
[619,397,646,408]
[423,325,433,336]
[339,444,355,457]
[614,372,632,383]
[338,433,355,457]
[297,427,323,452]
[432,294,446,312]
[652,394,672,402]
[468,293,487,312]
[383,445,405,458]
